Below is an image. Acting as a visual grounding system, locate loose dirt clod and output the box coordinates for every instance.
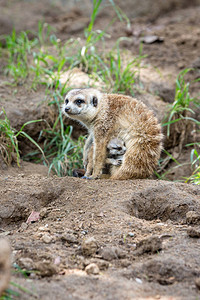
[0,239,11,296]
[81,237,98,256]
[135,236,162,255]
[85,263,100,275]
[99,247,126,261]
[18,257,35,270]
[187,227,200,238]
[42,233,53,244]
[186,211,200,225]
[60,233,78,244]
[35,261,58,277]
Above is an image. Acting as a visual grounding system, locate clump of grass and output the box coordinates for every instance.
[98,40,144,94]
[159,69,200,183]
[0,108,45,167]
[163,68,200,137]
[3,29,38,83]
[185,145,200,184]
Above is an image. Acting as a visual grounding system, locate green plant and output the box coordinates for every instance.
[4,29,38,83]
[185,144,200,184]
[0,109,45,166]
[0,264,38,300]
[160,69,200,183]
[163,68,200,137]
[98,39,144,94]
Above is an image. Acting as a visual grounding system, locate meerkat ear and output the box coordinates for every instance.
[92,96,98,107]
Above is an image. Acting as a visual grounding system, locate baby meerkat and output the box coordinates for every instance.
[63,88,163,180]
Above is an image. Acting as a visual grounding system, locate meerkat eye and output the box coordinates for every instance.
[65,99,69,104]
[75,99,85,105]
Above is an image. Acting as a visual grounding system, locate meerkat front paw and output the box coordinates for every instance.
[106,157,123,166]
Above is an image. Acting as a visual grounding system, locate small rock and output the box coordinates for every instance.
[195,278,200,290]
[38,226,50,232]
[135,236,162,255]
[186,211,200,225]
[99,247,126,261]
[81,237,98,256]
[85,263,100,275]
[20,222,28,230]
[128,232,135,237]
[54,256,61,265]
[121,259,131,268]
[135,278,142,284]
[35,261,57,277]
[81,230,88,235]
[61,233,78,244]
[18,257,35,270]
[141,35,164,44]
[42,234,53,244]
[187,227,200,238]
[39,208,48,218]
[84,258,109,270]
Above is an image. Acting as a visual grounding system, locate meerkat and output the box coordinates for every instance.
[63,88,163,180]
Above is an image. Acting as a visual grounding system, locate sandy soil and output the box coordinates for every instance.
[0,0,200,299]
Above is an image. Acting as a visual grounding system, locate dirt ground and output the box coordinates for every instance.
[0,0,200,299]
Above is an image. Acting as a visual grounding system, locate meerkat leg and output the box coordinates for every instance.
[84,145,94,177]
[83,133,93,170]
[91,139,108,179]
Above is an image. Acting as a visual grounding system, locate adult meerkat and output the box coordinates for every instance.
[63,88,163,180]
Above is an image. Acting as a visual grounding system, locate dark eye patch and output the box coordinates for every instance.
[75,99,85,105]
[65,99,69,104]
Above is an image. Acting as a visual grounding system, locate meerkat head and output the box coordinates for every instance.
[107,138,126,156]
[62,88,102,126]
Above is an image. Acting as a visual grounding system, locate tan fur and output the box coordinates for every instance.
[63,88,163,180]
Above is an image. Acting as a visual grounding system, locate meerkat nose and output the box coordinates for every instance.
[65,107,70,112]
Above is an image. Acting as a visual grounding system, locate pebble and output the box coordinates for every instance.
[18,257,34,270]
[85,263,100,275]
[40,208,48,218]
[84,258,109,270]
[42,234,53,244]
[81,237,98,256]
[128,232,135,237]
[135,278,142,284]
[20,222,28,230]
[38,226,50,232]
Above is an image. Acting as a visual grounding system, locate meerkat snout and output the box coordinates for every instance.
[65,107,71,113]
